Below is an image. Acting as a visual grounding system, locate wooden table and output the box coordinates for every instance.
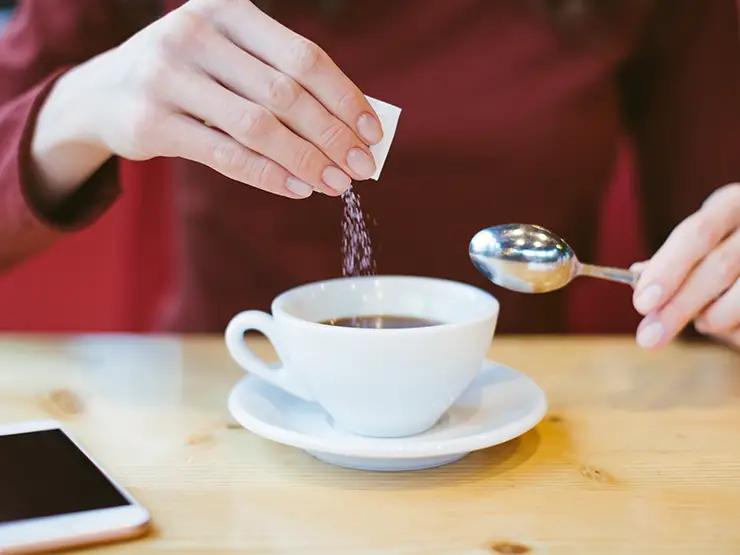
[1,334,739,554]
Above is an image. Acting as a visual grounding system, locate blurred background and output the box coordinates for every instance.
[0,5,11,28]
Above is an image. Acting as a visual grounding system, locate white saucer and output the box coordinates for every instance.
[227,360,547,471]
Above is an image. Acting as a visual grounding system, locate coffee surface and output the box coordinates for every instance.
[320,315,441,329]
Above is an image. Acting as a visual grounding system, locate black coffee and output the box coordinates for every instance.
[320,315,441,329]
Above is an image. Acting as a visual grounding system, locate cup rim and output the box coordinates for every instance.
[270,275,499,333]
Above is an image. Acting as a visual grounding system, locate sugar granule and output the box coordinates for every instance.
[340,188,376,277]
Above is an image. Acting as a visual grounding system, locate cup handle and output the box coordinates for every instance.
[224,310,314,402]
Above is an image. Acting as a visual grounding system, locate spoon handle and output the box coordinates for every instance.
[579,264,640,287]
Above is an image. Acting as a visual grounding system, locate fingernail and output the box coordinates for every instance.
[637,321,664,349]
[285,177,313,198]
[357,112,382,144]
[634,284,663,314]
[347,148,376,180]
[322,166,352,193]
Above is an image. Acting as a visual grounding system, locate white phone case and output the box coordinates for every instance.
[0,419,150,555]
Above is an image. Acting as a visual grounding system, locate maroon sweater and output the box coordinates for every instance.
[0,0,738,334]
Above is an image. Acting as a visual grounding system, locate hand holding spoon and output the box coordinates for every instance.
[469,223,639,293]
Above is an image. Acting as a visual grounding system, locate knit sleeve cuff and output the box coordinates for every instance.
[16,69,122,232]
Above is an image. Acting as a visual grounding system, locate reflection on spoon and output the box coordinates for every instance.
[469,223,639,294]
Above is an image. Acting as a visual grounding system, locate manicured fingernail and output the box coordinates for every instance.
[357,112,382,144]
[637,321,664,349]
[347,148,376,180]
[322,166,352,193]
[634,284,663,314]
[285,177,313,198]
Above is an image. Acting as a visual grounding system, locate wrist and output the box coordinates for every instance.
[30,60,114,203]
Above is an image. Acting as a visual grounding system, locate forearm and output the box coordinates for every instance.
[0,69,121,269]
[0,0,163,270]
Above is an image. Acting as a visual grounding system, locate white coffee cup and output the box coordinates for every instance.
[224,275,499,438]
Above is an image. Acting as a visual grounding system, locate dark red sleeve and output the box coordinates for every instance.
[628,0,740,251]
[0,0,158,269]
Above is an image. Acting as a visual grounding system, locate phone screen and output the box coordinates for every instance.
[0,429,130,524]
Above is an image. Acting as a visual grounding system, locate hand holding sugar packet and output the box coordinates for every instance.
[365,96,402,181]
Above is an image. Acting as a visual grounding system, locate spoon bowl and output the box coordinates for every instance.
[469,223,638,293]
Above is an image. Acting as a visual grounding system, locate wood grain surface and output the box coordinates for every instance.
[0,334,738,554]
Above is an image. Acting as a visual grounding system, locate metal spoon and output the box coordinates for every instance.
[469,223,639,294]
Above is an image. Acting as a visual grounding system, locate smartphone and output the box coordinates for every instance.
[0,419,151,554]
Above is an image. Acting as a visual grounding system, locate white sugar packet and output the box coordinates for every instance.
[365,96,402,180]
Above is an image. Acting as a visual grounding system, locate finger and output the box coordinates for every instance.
[633,189,740,315]
[160,114,314,199]
[636,230,740,349]
[165,68,351,196]
[695,277,740,334]
[199,0,384,147]
[192,32,376,182]
[629,261,647,283]
[714,327,740,351]
[702,182,740,209]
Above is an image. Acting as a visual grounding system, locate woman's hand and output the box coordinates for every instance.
[632,183,740,349]
[32,0,382,201]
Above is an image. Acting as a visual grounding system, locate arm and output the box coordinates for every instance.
[622,0,740,349]
[0,0,157,269]
[2,0,386,272]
